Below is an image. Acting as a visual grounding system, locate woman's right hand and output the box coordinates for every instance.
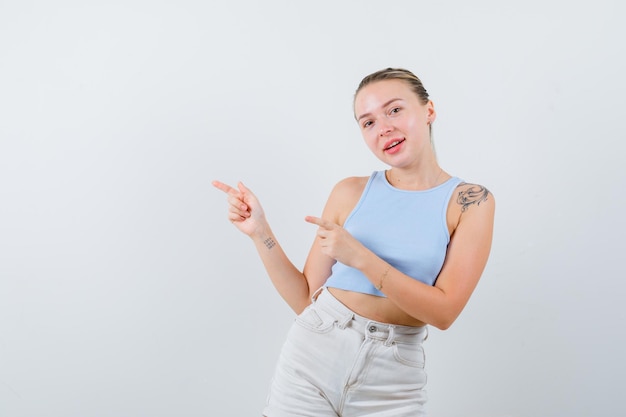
[212,180,267,237]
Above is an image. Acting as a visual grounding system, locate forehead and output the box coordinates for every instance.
[354,79,415,114]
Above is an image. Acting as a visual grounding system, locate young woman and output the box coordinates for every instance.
[213,68,495,416]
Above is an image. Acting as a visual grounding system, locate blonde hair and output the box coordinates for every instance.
[354,67,430,106]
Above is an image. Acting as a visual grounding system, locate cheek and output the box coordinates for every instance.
[405,116,420,132]
[362,131,379,151]
[403,116,428,140]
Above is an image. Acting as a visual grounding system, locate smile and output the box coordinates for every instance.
[384,139,405,151]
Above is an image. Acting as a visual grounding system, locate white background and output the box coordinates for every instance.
[1,1,625,416]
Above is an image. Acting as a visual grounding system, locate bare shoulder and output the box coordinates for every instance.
[332,176,369,196]
[447,182,495,234]
[325,176,369,225]
[454,182,495,213]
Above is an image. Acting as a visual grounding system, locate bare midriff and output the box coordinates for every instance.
[327,287,426,327]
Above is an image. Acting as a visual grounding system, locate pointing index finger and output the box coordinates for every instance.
[305,216,335,229]
[212,180,238,195]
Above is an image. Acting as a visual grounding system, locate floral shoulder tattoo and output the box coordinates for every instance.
[456,183,490,212]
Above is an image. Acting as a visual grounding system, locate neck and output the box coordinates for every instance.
[385,166,447,191]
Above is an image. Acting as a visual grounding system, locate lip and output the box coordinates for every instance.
[383,138,406,152]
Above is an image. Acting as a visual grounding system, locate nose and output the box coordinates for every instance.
[378,120,393,136]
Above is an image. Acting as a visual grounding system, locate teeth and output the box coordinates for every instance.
[387,140,402,149]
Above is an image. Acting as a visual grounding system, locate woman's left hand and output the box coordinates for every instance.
[305,216,367,269]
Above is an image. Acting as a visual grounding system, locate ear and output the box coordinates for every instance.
[426,100,437,124]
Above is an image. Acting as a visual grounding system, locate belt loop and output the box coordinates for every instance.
[337,312,353,329]
[384,325,396,346]
[311,286,325,303]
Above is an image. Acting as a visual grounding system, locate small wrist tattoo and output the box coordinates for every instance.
[263,237,276,249]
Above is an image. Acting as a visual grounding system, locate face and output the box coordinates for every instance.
[354,79,436,167]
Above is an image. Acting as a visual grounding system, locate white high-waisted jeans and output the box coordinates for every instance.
[263,287,429,417]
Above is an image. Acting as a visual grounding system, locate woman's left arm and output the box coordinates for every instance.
[369,187,495,329]
[307,186,495,330]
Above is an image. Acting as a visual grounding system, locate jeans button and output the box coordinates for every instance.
[368,325,377,333]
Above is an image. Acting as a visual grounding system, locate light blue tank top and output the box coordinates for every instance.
[325,170,463,297]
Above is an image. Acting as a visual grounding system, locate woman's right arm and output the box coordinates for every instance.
[212,180,336,313]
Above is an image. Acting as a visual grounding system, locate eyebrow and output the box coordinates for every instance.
[356,98,403,121]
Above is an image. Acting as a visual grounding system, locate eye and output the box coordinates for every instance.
[389,107,401,115]
[363,120,373,128]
